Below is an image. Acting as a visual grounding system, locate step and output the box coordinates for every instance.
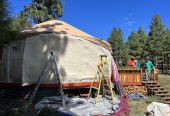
[161,97,170,101]
[92,87,98,90]
[145,83,158,85]
[103,89,112,93]
[150,87,165,90]
[104,95,112,100]
[164,101,170,104]
[104,84,109,86]
[146,84,161,87]
[154,90,168,94]
[142,81,158,83]
[157,93,170,97]
[104,85,110,89]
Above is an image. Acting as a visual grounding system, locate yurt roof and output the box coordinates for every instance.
[20,20,112,51]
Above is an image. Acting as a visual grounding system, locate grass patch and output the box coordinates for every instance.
[145,95,161,104]
[128,74,170,116]
[128,96,160,116]
[159,74,170,92]
[128,98,147,116]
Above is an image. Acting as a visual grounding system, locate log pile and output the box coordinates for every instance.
[123,86,147,95]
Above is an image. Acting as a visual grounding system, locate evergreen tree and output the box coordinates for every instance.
[0,0,11,34]
[137,27,147,62]
[147,15,165,67]
[126,31,140,58]
[107,27,128,66]
[126,28,148,67]
[11,12,32,31]
[0,0,15,44]
[163,29,170,53]
[20,0,64,24]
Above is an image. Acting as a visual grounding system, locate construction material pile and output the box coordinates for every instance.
[123,86,147,96]
[35,96,121,116]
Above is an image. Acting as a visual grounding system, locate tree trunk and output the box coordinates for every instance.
[155,56,158,68]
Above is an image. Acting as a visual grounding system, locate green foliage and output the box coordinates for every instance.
[145,95,160,104]
[159,74,170,91]
[126,31,140,57]
[137,27,147,61]
[10,12,32,31]
[108,15,170,69]
[20,0,64,24]
[107,27,128,67]
[163,29,170,53]
[147,15,165,60]
[125,27,148,68]
[0,0,16,45]
[0,0,10,33]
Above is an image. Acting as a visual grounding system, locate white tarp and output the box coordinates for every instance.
[22,33,112,85]
[147,102,170,116]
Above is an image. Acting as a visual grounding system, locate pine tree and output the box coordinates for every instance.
[126,31,140,57]
[0,0,14,44]
[163,29,170,53]
[137,27,147,63]
[11,12,32,31]
[0,0,10,34]
[107,27,128,66]
[147,15,165,67]
[20,0,64,24]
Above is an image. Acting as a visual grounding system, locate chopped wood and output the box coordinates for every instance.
[123,86,147,95]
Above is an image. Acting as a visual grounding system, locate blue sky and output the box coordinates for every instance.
[9,0,170,41]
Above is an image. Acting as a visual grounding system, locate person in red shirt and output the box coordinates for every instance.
[128,56,135,68]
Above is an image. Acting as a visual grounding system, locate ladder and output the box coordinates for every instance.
[88,55,114,104]
[29,52,65,107]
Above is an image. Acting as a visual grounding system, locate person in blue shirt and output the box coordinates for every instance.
[145,57,155,81]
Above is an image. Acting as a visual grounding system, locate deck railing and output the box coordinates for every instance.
[118,68,159,86]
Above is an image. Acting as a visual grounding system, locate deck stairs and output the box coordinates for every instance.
[142,79,170,104]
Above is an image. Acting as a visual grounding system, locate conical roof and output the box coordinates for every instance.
[21,20,111,51]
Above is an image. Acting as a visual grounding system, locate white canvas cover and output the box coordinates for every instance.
[22,33,112,85]
[147,102,170,116]
[21,20,111,51]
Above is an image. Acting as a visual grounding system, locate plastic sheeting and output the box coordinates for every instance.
[35,96,121,116]
[147,102,170,116]
[127,94,145,99]
[68,97,120,115]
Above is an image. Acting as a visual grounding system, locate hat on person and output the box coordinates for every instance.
[131,56,135,59]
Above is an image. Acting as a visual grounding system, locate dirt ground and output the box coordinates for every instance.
[0,74,170,116]
[0,98,36,116]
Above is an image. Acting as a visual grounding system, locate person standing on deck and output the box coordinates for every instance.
[145,57,155,81]
[135,59,141,68]
[128,56,135,69]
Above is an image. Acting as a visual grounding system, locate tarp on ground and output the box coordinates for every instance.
[35,96,121,116]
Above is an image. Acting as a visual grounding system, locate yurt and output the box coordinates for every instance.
[0,20,113,89]
[0,20,130,115]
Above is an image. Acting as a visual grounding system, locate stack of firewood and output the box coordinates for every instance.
[123,86,147,95]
